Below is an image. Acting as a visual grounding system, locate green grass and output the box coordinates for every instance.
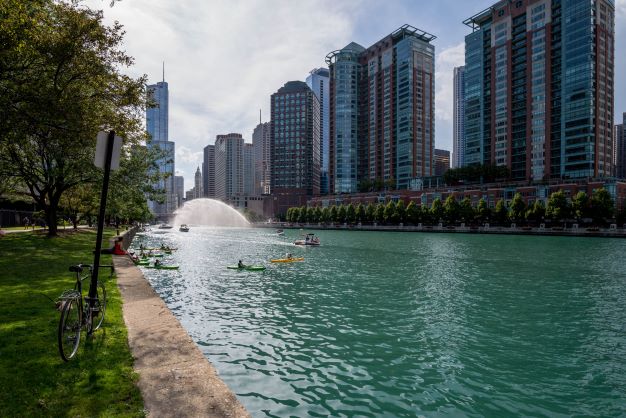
[0,229,144,417]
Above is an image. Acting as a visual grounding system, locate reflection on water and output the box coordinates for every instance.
[134,228,626,417]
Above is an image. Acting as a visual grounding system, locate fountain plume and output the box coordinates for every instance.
[173,198,250,227]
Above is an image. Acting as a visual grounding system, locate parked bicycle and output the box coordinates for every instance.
[57,264,112,361]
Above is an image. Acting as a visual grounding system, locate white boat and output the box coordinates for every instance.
[294,233,320,246]
[158,223,173,229]
[276,229,284,236]
[179,224,189,232]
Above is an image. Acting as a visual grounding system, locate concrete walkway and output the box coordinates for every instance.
[113,254,250,418]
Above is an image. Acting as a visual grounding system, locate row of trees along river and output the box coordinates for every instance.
[286,189,626,227]
[0,0,168,236]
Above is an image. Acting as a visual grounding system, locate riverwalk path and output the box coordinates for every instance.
[113,254,249,418]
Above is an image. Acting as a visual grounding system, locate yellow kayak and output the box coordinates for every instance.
[270,257,304,263]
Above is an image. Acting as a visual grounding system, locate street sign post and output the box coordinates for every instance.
[88,130,122,333]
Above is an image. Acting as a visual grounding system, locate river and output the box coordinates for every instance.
[133,227,626,417]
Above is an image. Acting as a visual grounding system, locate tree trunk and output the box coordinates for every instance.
[46,205,58,237]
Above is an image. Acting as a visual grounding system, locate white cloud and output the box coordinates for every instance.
[88,0,356,188]
[617,0,626,17]
[435,42,465,152]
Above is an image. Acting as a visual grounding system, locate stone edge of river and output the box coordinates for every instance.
[113,228,250,418]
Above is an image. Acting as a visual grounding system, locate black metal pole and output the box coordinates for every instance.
[89,130,115,322]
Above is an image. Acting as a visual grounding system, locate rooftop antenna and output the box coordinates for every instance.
[259,109,261,124]
[162,61,165,82]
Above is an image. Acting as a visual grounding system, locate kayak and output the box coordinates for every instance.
[133,260,150,266]
[139,253,163,258]
[227,265,266,271]
[270,257,304,263]
[144,264,179,270]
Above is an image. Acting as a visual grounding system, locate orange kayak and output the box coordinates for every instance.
[270,257,304,263]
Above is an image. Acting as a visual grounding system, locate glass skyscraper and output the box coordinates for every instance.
[306,68,330,195]
[463,0,615,181]
[453,66,466,169]
[327,25,436,193]
[146,80,176,216]
[270,81,321,215]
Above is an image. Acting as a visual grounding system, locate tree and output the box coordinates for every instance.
[395,200,406,224]
[546,191,569,223]
[337,205,347,223]
[320,207,330,224]
[459,197,474,224]
[307,207,317,223]
[590,188,614,225]
[509,193,526,223]
[329,205,338,223]
[374,203,385,224]
[525,200,545,225]
[406,201,418,225]
[365,203,376,223]
[298,206,307,223]
[476,198,490,224]
[430,198,443,223]
[571,191,589,221]
[355,203,365,223]
[494,199,508,225]
[346,204,356,224]
[443,195,460,224]
[314,207,322,223]
[383,201,396,224]
[0,1,148,236]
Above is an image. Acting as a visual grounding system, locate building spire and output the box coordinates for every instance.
[162,61,165,82]
[259,109,261,124]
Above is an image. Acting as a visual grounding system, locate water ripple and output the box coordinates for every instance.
[134,228,626,417]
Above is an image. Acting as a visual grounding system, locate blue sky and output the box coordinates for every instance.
[90,0,625,191]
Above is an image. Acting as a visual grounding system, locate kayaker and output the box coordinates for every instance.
[238,260,244,268]
[286,253,293,260]
[155,259,162,267]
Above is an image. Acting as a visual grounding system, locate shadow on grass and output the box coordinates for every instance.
[0,230,144,416]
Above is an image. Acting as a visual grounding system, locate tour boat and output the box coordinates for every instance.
[158,223,173,229]
[179,224,190,232]
[294,233,320,246]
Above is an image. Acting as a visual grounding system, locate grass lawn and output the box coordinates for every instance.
[0,229,144,417]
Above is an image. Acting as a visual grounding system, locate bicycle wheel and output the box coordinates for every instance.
[90,281,106,332]
[58,298,82,361]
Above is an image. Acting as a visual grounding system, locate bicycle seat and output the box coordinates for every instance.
[69,265,83,273]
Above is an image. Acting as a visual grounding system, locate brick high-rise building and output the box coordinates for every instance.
[616,113,626,179]
[326,25,436,193]
[270,81,320,215]
[463,0,615,181]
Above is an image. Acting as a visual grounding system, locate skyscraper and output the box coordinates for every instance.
[214,133,244,200]
[252,122,271,195]
[194,166,203,199]
[243,143,255,196]
[463,0,615,181]
[434,149,451,176]
[271,81,320,215]
[453,66,466,169]
[306,68,330,195]
[326,25,436,193]
[202,144,215,198]
[616,113,626,179]
[174,175,184,207]
[146,78,176,216]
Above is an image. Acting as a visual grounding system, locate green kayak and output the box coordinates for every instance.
[145,264,179,270]
[227,265,266,271]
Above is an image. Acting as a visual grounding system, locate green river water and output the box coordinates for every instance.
[134,228,626,417]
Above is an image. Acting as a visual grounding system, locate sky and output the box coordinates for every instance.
[87,0,626,191]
